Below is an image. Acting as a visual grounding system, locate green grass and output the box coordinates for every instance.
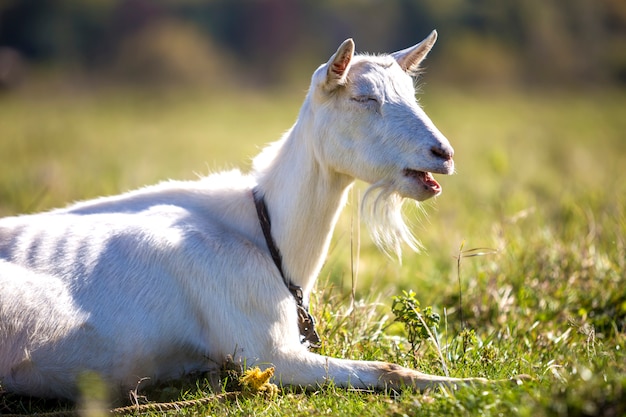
[0,85,625,416]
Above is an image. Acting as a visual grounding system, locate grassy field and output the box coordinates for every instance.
[0,85,625,416]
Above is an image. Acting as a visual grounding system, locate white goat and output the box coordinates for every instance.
[0,31,487,400]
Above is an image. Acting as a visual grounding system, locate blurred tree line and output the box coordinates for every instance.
[0,0,625,90]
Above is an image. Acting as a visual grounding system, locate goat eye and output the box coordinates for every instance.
[351,96,378,105]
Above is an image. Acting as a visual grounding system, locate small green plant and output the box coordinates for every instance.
[391,290,445,372]
[392,290,440,347]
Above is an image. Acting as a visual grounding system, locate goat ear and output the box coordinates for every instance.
[392,30,437,75]
[324,38,355,91]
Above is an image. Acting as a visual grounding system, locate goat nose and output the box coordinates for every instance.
[431,144,454,160]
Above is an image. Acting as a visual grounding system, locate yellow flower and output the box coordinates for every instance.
[239,367,278,397]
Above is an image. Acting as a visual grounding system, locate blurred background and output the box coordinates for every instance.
[1,0,625,91]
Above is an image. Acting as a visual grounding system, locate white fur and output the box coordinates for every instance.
[0,31,484,400]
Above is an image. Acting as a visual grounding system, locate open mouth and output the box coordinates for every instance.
[403,168,442,194]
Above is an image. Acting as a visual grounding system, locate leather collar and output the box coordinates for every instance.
[252,187,320,348]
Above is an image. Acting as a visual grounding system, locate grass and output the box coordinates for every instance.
[0,84,625,416]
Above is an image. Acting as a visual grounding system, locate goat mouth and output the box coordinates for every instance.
[403,169,442,194]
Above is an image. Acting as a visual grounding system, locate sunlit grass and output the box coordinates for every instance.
[0,88,299,215]
[0,86,624,416]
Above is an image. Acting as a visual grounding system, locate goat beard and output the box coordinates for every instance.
[361,181,423,262]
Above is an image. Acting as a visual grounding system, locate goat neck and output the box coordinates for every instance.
[253,103,352,302]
